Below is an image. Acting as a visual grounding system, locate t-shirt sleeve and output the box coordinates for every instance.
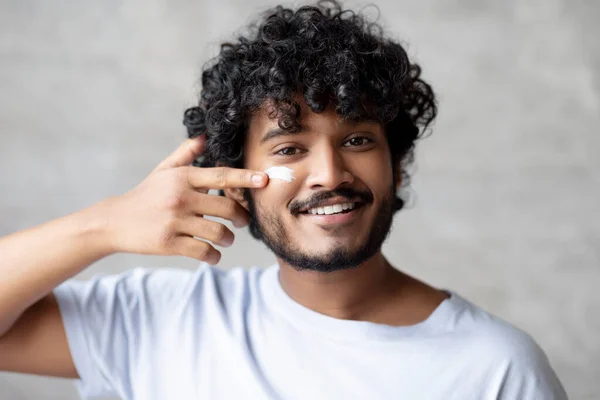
[494,330,569,400]
[53,266,198,400]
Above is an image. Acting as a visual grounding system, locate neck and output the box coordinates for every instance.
[277,251,404,320]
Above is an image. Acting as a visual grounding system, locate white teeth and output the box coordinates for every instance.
[307,203,355,215]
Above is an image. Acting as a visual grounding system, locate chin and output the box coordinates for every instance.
[302,241,357,258]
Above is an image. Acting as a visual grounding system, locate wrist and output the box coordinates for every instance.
[72,197,120,257]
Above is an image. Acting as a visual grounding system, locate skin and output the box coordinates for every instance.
[0,136,268,377]
[226,98,449,324]
[0,99,446,379]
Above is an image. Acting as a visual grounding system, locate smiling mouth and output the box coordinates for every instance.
[299,202,364,216]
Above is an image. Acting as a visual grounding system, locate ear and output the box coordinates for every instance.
[223,187,250,211]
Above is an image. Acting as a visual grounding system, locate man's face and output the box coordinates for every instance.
[241,100,397,273]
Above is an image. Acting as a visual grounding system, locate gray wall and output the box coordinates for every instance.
[1,0,598,399]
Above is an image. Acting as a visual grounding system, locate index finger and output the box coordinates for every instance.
[187,166,269,190]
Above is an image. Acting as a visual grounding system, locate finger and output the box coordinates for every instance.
[173,236,221,264]
[187,166,268,190]
[154,135,206,172]
[179,217,235,248]
[187,192,250,228]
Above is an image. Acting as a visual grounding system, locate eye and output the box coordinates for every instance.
[343,136,372,147]
[275,147,299,156]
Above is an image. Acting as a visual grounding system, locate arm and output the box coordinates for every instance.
[0,135,267,379]
[0,204,112,338]
[0,205,112,378]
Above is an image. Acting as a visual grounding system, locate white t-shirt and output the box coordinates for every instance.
[54,263,568,400]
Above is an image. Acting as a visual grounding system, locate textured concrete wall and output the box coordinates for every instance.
[1,0,598,399]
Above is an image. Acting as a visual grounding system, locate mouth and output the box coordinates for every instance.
[299,201,361,216]
[296,195,367,215]
[297,201,366,227]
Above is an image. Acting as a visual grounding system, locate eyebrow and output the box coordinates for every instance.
[259,127,303,145]
[259,118,381,145]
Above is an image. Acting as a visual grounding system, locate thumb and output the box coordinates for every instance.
[153,135,206,172]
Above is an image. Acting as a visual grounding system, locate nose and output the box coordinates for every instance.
[305,145,354,190]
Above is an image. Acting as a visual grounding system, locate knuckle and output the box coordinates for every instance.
[180,166,196,186]
[213,167,228,188]
[179,165,193,177]
[158,226,177,249]
[240,169,251,183]
[195,241,213,259]
[222,197,239,217]
[163,192,186,210]
[211,223,228,242]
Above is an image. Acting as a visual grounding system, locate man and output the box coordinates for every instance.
[0,1,567,399]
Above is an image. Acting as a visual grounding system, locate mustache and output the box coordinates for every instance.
[289,187,374,215]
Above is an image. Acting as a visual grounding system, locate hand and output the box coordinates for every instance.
[102,135,268,263]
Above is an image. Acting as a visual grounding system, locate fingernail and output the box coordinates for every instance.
[252,173,265,185]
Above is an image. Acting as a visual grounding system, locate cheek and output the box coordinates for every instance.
[349,152,394,190]
[254,177,302,212]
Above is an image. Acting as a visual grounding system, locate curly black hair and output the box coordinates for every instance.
[183,0,437,212]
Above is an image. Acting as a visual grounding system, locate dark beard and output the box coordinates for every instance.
[243,187,395,273]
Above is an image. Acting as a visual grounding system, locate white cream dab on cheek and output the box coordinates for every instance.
[264,166,295,183]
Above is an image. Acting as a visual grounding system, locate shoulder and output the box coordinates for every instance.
[63,263,262,290]
[55,263,266,316]
[447,294,568,399]
[449,294,547,362]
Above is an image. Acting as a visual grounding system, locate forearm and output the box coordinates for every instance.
[0,199,115,335]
